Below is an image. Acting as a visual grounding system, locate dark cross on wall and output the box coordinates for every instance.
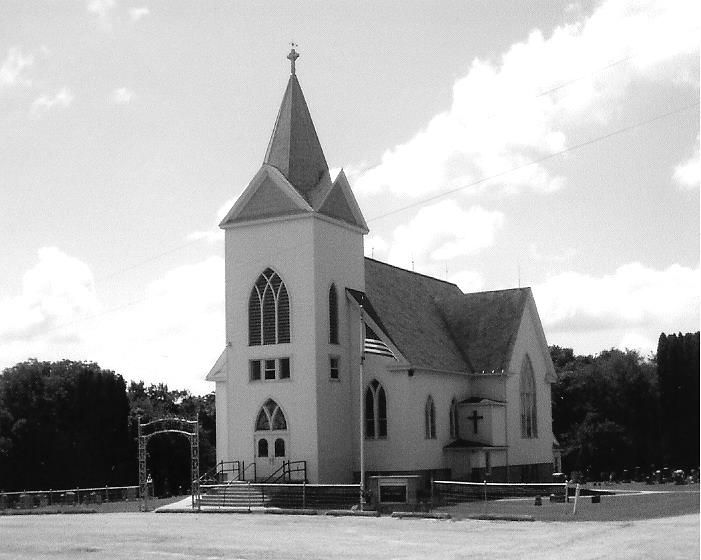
[468,410,484,434]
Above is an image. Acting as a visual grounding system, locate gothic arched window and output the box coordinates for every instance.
[449,397,459,439]
[424,395,436,439]
[249,268,290,346]
[520,356,538,438]
[329,284,338,344]
[365,379,387,439]
[255,399,287,432]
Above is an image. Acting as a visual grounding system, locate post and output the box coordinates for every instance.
[564,480,569,503]
[302,480,307,510]
[247,481,251,513]
[483,479,487,513]
[359,304,366,511]
[430,477,435,511]
[572,483,581,515]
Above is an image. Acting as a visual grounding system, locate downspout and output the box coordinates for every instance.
[504,373,509,482]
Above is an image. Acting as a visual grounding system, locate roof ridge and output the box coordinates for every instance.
[364,257,460,288]
[460,286,531,295]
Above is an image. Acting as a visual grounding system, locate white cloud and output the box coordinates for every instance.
[449,269,485,293]
[128,6,150,21]
[528,243,577,263]
[88,257,224,393]
[351,0,699,200]
[187,229,224,243]
[0,47,34,88]
[374,200,504,269]
[0,254,223,394]
[533,262,700,336]
[112,87,135,104]
[30,87,73,118]
[673,140,700,189]
[0,247,98,344]
[217,197,237,221]
[364,235,389,259]
[87,0,116,29]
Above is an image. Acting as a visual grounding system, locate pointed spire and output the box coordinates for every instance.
[263,48,330,201]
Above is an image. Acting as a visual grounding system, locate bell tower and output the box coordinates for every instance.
[210,48,368,482]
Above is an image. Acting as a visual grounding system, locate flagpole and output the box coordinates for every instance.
[359,301,365,511]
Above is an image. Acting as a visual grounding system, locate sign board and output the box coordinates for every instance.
[379,484,407,503]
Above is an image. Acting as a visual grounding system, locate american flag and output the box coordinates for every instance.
[364,325,397,359]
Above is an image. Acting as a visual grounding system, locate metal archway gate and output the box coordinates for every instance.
[138,417,200,511]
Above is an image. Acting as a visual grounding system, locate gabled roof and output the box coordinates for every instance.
[443,439,506,450]
[435,288,530,373]
[219,165,313,227]
[363,258,532,374]
[264,74,329,201]
[364,258,467,372]
[316,170,368,231]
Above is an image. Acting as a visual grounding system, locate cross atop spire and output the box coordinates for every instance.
[287,43,299,75]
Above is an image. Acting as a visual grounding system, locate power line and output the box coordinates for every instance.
[89,49,663,286]
[39,99,698,337]
[366,101,699,223]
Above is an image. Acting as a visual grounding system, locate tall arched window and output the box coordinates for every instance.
[449,397,459,439]
[365,379,387,439]
[249,268,290,346]
[255,399,287,432]
[329,284,338,344]
[424,396,436,439]
[520,356,538,438]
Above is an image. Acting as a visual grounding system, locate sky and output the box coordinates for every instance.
[0,0,698,394]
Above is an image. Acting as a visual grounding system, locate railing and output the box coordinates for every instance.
[242,461,257,481]
[0,485,146,511]
[263,460,307,483]
[199,460,247,484]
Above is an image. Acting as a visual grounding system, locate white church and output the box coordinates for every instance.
[207,49,558,486]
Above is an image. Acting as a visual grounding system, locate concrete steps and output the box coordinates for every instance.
[200,483,266,508]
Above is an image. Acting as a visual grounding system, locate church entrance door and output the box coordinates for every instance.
[254,399,289,480]
[254,434,288,480]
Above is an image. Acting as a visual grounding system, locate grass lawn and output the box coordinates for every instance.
[439,483,700,522]
[0,486,697,559]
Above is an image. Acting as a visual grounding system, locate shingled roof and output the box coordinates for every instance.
[363,258,530,374]
[435,288,530,373]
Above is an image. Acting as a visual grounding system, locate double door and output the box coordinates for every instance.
[254,434,288,480]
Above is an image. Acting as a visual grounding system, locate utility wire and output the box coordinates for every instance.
[91,49,654,286]
[366,101,699,223]
[41,100,699,335]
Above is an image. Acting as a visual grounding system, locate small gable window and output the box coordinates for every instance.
[249,268,290,346]
[255,399,287,432]
[365,379,387,439]
[425,396,436,439]
[449,397,459,439]
[329,284,339,344]
[520,356,538,439]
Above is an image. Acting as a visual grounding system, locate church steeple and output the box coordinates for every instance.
[264,47,330,201]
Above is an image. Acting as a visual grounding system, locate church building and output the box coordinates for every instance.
[207,49,558,485]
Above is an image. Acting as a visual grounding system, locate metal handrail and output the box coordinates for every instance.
[262,460,307,483]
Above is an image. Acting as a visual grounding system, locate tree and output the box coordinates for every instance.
[550,347,660,476]
[0,360,132,491]
[657,332,700,468]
